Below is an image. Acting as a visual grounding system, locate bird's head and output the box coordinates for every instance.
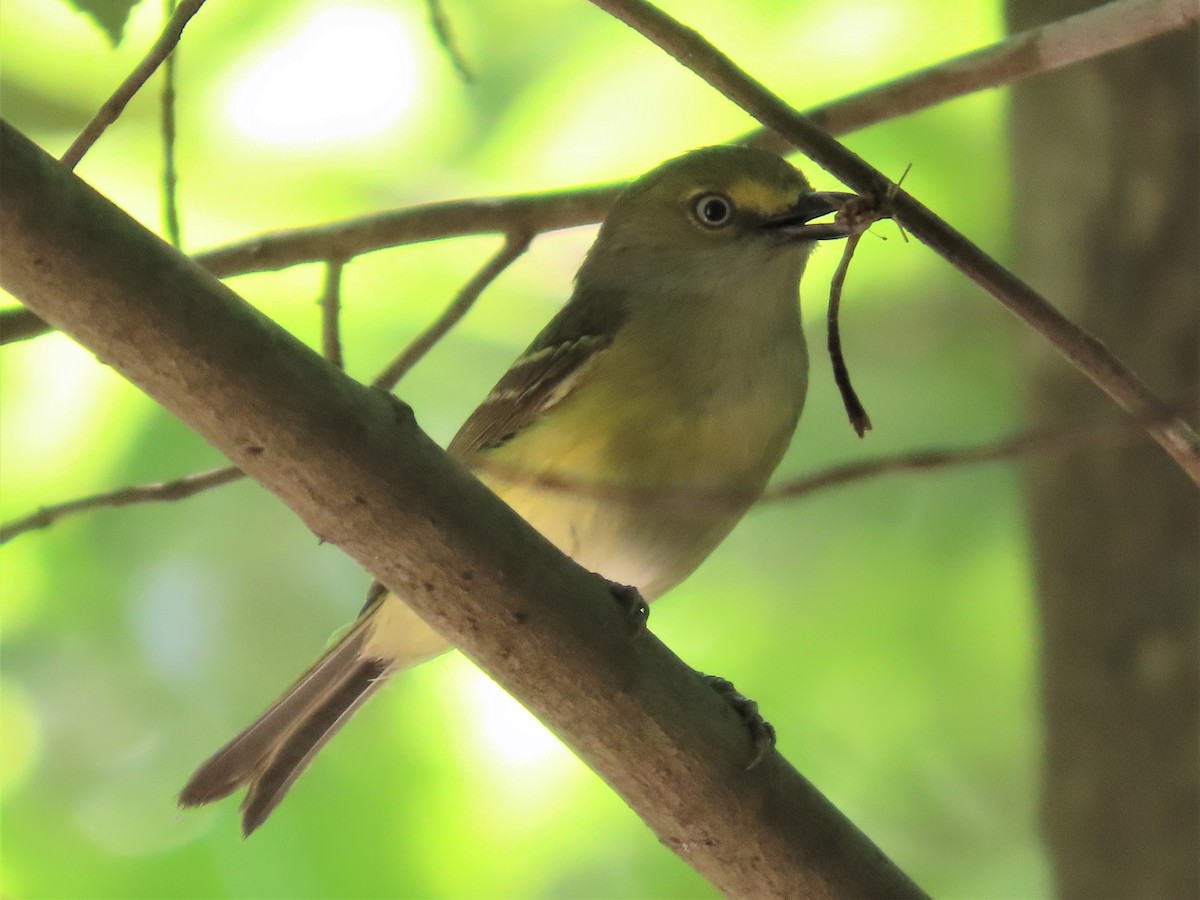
[579,145,851,298]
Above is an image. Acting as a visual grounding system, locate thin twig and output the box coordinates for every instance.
[764,408,1190,502]
[321,259,346,369]
[3,237,529,544]
[194,0,1200,274]
[588,0,1200,485]
[827,233,871,438]
[372,232,532,390]
[475,391,1198,515]
[9,391,1191,544]
[0,465,243,545]
[8,0,1190,343]
[824,193,890,437]
[160,0,183,249]
[0,307,49,343]
[426,0,474,83]
[198,188,613,281]
[60,0,206,170]
[742,0,1200,156]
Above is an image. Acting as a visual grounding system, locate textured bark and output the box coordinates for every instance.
[1007,3,1199,897]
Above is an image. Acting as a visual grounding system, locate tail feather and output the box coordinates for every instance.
[179,593,449,834]
[239,656,389,835]
[178,616,376,808]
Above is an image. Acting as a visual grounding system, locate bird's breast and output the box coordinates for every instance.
[472,323,807,598]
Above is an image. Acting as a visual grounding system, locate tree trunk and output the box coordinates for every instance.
[1007,2,1199,897]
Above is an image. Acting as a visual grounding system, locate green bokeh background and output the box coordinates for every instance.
[1,1,1049,897]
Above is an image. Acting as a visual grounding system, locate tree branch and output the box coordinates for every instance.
[747,0,1200,155]
[320,258,346,369]
[5,0,1189,344]
[59,0,206,170]
[765,398,1197,502]
[0,465,242,544]
[0,306,49,342]
[7,386,1188,546]
[0,235,532,543]
[0,123,924,897]
[160,0,184,250]
[191,0,1200,278]
[371,231,531,390]
[426,0,474,83]
[588,0,1200,486]
[197,187,619,280]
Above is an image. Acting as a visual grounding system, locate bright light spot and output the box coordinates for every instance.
[227,6,417,147]
[0,334,130,498]
[455,670,563,770]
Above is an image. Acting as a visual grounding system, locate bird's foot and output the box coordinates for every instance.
[701,674,776,770]
[605,580,649,637]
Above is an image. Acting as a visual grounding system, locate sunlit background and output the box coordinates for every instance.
[0,1,1046,897]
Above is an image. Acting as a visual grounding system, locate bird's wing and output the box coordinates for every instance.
[448,287,626,458]
[448,333,611,457]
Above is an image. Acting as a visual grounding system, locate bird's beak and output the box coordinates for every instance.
[763,191,857,241]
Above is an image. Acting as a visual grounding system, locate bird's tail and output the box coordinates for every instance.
[179,590,449,835]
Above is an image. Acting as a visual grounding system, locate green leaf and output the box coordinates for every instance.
[65,0,145,48]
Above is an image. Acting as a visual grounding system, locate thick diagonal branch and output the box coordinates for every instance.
[0,121,924,900]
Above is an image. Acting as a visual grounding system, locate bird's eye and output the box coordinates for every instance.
[691,192,734,228]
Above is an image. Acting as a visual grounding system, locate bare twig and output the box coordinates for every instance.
[475,390,1198,517]
[2,235,530,542]
[198,188,614,280]
[0,465,242,545]
[195,0,1199,274]
[60,0,206,170]
[7,1,1197,539]
[743,0,1200,156]
[0,307,49,343]
[0,188,614,347]
[160,0,183,249]
[765,401,1197,502]
[827,233,871,438]
[9,388,1191,544]
[7,0,1190,344]
[426,0,474,83]
[825,195,889,438]
[372,232,532,390]
[321,259,346,369]
[588,0,1200,485]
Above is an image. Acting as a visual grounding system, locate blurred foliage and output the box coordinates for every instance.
[0,1,1050,897]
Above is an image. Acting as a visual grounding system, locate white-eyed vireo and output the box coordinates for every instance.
[180,146,851,834]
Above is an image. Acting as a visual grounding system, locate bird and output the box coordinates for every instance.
[179,145,851,835]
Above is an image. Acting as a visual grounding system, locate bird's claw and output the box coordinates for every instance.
[607,581,648,637]
[702,674,776,769]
